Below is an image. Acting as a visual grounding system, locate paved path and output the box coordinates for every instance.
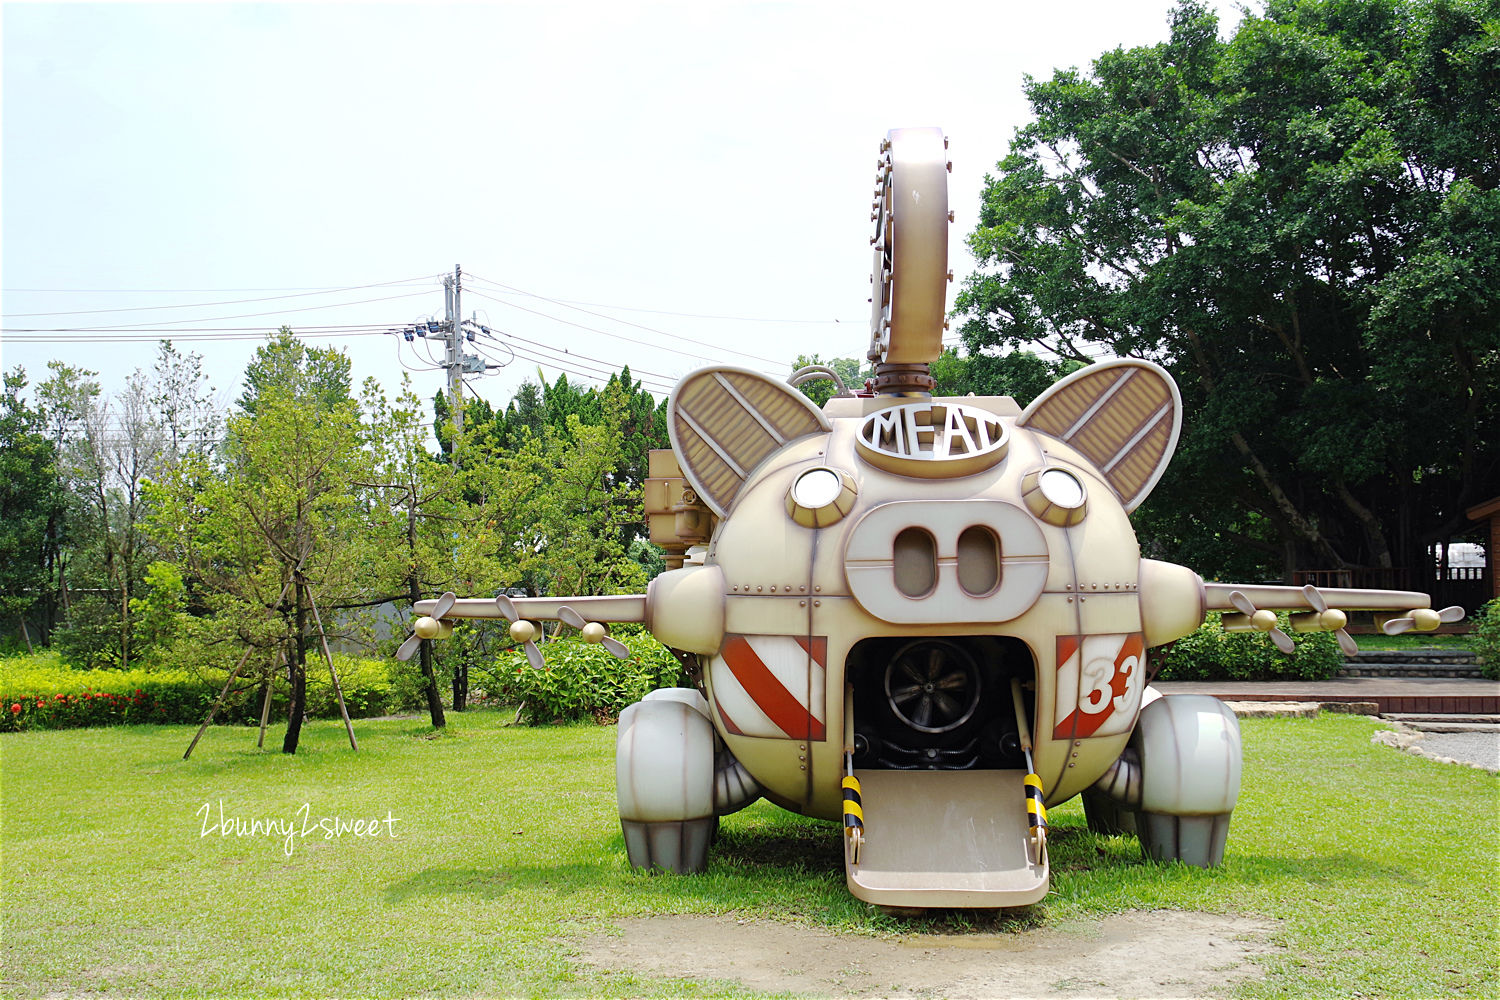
[1153,676,1498,701]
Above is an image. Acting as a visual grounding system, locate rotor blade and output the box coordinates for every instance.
[556,605,587,631]
[396,633,423,661]
[1335,629,1359,657]
[1270,628,1295,655]
[495,594,518,622]
[1438,606,1465,623]
[1382,617,1415,636]
[601,635,631,660]
[524,642,546,671]
[432,592,456,619]
[1228,590,1257,616]
[1301,584,1328,613]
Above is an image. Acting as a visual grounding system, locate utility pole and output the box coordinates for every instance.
[443,265,465,444]
[394,265,498,457]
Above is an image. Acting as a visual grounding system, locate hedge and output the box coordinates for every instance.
[1,651,404,733]
[493,627,687,724]
[1156,612,1344,681]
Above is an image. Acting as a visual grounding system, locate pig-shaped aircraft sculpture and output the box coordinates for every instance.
[402,128,1462,908]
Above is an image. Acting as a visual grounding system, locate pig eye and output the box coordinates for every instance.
[785,467,858,528]
[1021,467,1088,526]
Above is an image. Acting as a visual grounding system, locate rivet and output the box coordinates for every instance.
[1091,583,1098,590]
[799,601,806,608]
[769,585,776,593]
[732,586,738,592]
[799,745,806,751]
[813,600,821,607]
[1068,762,1076,768]
[814,585,822,592]
[1067,597,1073,604]
[800,764,807,771]
[757,586,763,592]
[798,755,805,762]
[800,585,807,592]
[786,584,793,592]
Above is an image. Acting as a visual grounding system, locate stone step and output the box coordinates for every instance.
[1386,713,1500,727]
[1346,649,1477,665]
[1396,721,1500,734]
[1338,664,1486,678]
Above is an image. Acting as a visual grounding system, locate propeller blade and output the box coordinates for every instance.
[1382,617,1415,636]
[1301,584,1328,613]
[1270,628,1296,655]
[432,591,456,619]
[1438,606,1465,624]
[495,594,518,622]
[524,641,546,671]
[556,605,587,631]
[396,633,423,661]
[1335,629,1360,657]
[1228,590,1257,616]
[601,635,630,660]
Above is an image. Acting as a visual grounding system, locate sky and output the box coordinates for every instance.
[3,1,1248,431]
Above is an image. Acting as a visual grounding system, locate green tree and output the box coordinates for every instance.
[238,328,352,416]
[955,0,1500,581]
[151,335,369,753]
[0,368,61,650]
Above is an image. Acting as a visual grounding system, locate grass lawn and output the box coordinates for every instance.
[2,711,1496,998]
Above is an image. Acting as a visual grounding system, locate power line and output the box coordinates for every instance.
[487,330,679,385]
[464,274,793,368]
[3,326,406,344]
[463,287,782,375]
[2,274,444,318]
[1,291,433,333]
[463,272,861,327]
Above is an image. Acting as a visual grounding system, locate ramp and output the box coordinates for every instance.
[844,769,1049,908]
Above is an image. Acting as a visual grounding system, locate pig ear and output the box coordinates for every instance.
[1017,359,1181,512]
[668,366,831,517]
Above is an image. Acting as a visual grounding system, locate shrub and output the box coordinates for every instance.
[502,626,686,724]
[1471,598,1500,681]
[0,651,399,732]
[50,595,124,669]
[1157,612,1344,681]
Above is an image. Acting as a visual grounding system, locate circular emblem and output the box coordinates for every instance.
[854,402,1010,478]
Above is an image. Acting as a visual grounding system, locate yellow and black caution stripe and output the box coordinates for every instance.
[842,775,864,831]
[842,774,864,864]
[1024,772,1048,836]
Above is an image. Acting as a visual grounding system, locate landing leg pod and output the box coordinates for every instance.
[616,694,715,874]
[1132,694,1242,867]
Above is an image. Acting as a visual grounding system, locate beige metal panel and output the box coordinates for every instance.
[1203,582,1429,611]
[843,500,1049,624]
[414,594,646,622]
[668,366,831,518]
[869,127,950,366]
[723,596,817,636]
[843,770,1048,908]
[1018,360,1182,512]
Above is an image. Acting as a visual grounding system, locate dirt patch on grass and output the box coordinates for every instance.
[580,910,1281,999]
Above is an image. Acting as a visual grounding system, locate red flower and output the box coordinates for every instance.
[9,704,19,714]
[55,693,66,701]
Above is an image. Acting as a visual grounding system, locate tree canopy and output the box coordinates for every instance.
[955,0,1499,580]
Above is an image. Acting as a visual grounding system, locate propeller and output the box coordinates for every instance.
[1225,590,1295,654]
[1296,585,1360,657]
[396,592,456,661]
[494,594,546,670]
[1381,605,1465,635]
[557,605,631,660]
